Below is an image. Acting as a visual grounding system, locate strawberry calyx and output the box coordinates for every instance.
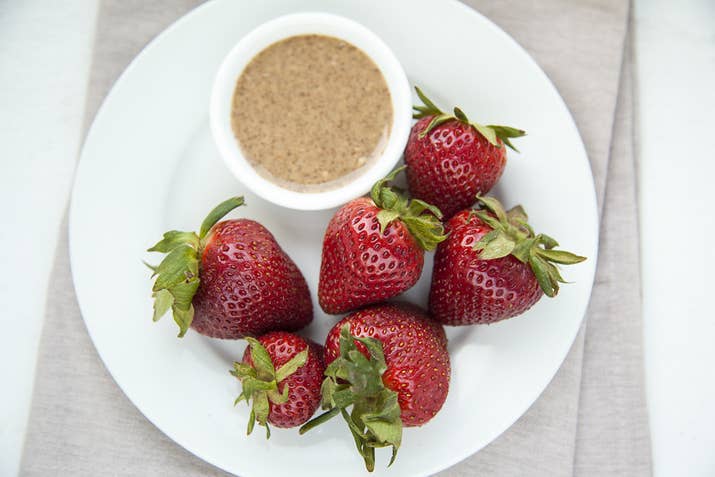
[146,196,245,337]
[299,325,402,472]
[470,195,586,297]
[412,86,526,152]
[231,337,309,438]
[370,166,446,251]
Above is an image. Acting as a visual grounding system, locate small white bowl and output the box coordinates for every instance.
[210,13,412,211]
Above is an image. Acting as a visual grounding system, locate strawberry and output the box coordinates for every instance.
[300,303,450,471]
[318,167,446,314]
[405,86,526,219]
[231,332,325,436]
[430,196,586,325]
[147,197,312,339]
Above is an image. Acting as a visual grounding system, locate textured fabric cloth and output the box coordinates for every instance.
[20,1,650,475]
[574,37,652,476]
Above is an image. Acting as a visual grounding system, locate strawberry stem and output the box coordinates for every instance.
[370,167,447,251]
[299,325,402,472]
[412,85,526,151]
[199,196,245,239]
[146,196,245,337]
[471,195,587,297]
[298,407,340,434]
[231,337,308,439]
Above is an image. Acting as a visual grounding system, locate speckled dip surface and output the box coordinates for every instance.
[231,34,393,191]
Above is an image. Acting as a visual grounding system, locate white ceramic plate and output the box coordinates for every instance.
[69,1,598,476]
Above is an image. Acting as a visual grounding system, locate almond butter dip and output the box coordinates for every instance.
[231,34,393,192]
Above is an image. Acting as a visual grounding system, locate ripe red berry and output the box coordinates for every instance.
[405,87,525,219]
[147,197,312,339]
[300,303,450,471]
[318,167,446,314]
[232,332,325,436]
[430,196,586,325]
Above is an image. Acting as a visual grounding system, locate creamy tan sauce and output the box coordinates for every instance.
[231,34,393,191]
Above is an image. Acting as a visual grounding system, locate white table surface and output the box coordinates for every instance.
[0,1,713,476]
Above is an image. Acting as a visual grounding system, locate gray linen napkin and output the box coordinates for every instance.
[20,1,650,475]
[574,38,651,475]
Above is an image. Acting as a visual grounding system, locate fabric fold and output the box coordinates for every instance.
[574,30,652,477]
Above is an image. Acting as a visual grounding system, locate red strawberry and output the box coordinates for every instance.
[318,167,446,314]
[147,197,312,339]
[430,196,586,325]
[231,331,325,436]
[405,87,526,219]
[300,303,450,471]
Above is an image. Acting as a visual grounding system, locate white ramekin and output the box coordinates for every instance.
[210,12,411,211]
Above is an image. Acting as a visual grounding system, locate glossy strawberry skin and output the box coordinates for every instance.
[242,332,325,428]
[324,304,450,427]
[405,117,506,220]
[429,210,543,325]
[192,219,312,339]
[318,198,424,315]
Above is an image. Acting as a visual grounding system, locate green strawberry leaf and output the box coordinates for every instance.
[152,244,198,292]
[370,167,446,251]
[486,125,527,152]
[376,210,401,233]
[333,388,356,409]
[231,336,313,440]
[418,114,453,139]
[319,378,338,409]
[413,86,443,118]
[247,408,256,435]
[506,204,529,223]
[360,389,401,448]
[370,166,405,208]
[299,325,402,472]
[529,254,557,297]
[148,235,199,338]
[171,304,194,337]
[168,278,200,311]
[410,85,524,149]
[407,198,443,220]
[475,232,516,260]
[198,196,245,239]
[275,348,308,383]
[473,229,499,249]
[143,261,158,276]
[467,195,587,297]
[400,214,447,251]
[147,230,199,253]
[253,393,271,438]
[476,195,508,223]
[353,336,388,372]
[536,248,587,264]
[545,260,566,284]
[240,376,277,397]
[267,383,290,405]
[453,106,500,146]
[231,362,256,380]
[245,337,275,380]
[470,122,499,147]
[474,211,503,231]
[152,289,174,322]
[147,197,246,338]
[511,236,537,263]
[537,233,559,249]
